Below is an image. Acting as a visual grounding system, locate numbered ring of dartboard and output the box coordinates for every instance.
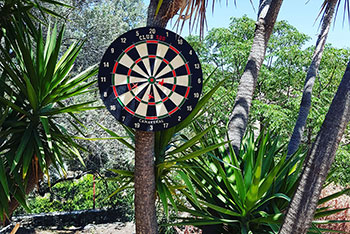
[98,27,203,131]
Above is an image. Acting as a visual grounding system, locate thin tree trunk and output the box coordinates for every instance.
[227,0,283,155]
[134,131,157,234]
[134,1,180,233]
[279,60,350,234]
[287,0,337,157]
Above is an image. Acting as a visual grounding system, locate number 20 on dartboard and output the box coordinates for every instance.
[98,27,203,131]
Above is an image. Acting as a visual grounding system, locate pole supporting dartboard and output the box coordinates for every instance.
[98,27,203,233]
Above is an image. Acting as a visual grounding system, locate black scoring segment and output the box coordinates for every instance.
[154,62,168,77]
[115,63,129,76]
[164,49,177,63]
[174,85,187,96]
[150,58,155,75]
[164,98,177,111]
[154,85,167,100]
[175,66,188,77]
[136,85,148,100]
[126,98,140,112]
[114,84,129,96]
[135,61,150,77]
[146,105,156,117]
[147,43,157,56]
[126,48,140,61]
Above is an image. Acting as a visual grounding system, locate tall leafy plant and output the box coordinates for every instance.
[0,18,99,220]
[171,127,349,233]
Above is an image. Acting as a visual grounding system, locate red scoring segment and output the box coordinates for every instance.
[169,107,179,115]
[169,45,180,54]
[146,116,158,120]
[113,86,118,97]
[185,64,190,75]
[146,40,158,44]
[125,107,135,115]
[113,62,118,73]
[185,87,190,98]
[124,44,135,53]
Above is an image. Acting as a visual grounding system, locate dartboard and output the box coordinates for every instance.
[98,27,203,131]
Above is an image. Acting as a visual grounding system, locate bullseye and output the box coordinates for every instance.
[148,77,156,84]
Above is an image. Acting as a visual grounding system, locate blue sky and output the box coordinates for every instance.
[144,0,350,49]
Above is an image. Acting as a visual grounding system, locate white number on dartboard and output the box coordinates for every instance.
[163,123,169,128]
[103,62,109,67]
[110,105,116,110]
[121,38,126,43]
[189,50,193,55]
[100,77,106,82]
[149,125,153,131]
[194,93,200,98]
[178,39,183,45]
[195,63,200,69]
[187,106,192,111]
[149,28,156,34]
[103,92,107,97]
[121,116,126,121]
[111,48,114,54]
[178,116,181,121]
[134,123,140,128]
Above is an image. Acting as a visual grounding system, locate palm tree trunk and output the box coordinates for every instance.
[279,60,350,234]
[134,1,181,233]
[134,131,157,234]
[287,0,337,157]
[227,0,283,155]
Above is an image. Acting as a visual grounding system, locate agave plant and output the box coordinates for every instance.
[169,125,350,233]
[0,17,99,220]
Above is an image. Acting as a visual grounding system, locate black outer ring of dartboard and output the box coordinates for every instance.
[98,27,203,132]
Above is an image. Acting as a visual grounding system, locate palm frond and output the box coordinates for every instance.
[318,0,350,27]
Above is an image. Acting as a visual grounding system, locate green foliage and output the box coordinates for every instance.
[0,16,99,219]
[50,0,147,176]
[186,16,350,185]
[171,127,349,233]
[60,0,146,70]
[17,174,134,218]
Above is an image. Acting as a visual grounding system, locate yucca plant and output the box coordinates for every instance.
[171,125,350,234]
[0,17,99,220]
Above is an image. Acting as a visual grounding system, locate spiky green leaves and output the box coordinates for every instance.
[0,19,99,219]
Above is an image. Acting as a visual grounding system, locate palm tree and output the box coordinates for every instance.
[279,59,350,234]
[287,0,338,157]
[279,1,350,232]
[134,1,178,233]
[227,0,283,155]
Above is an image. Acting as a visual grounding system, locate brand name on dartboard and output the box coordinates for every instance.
[139,119,164,124]
[135,28,166,41]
